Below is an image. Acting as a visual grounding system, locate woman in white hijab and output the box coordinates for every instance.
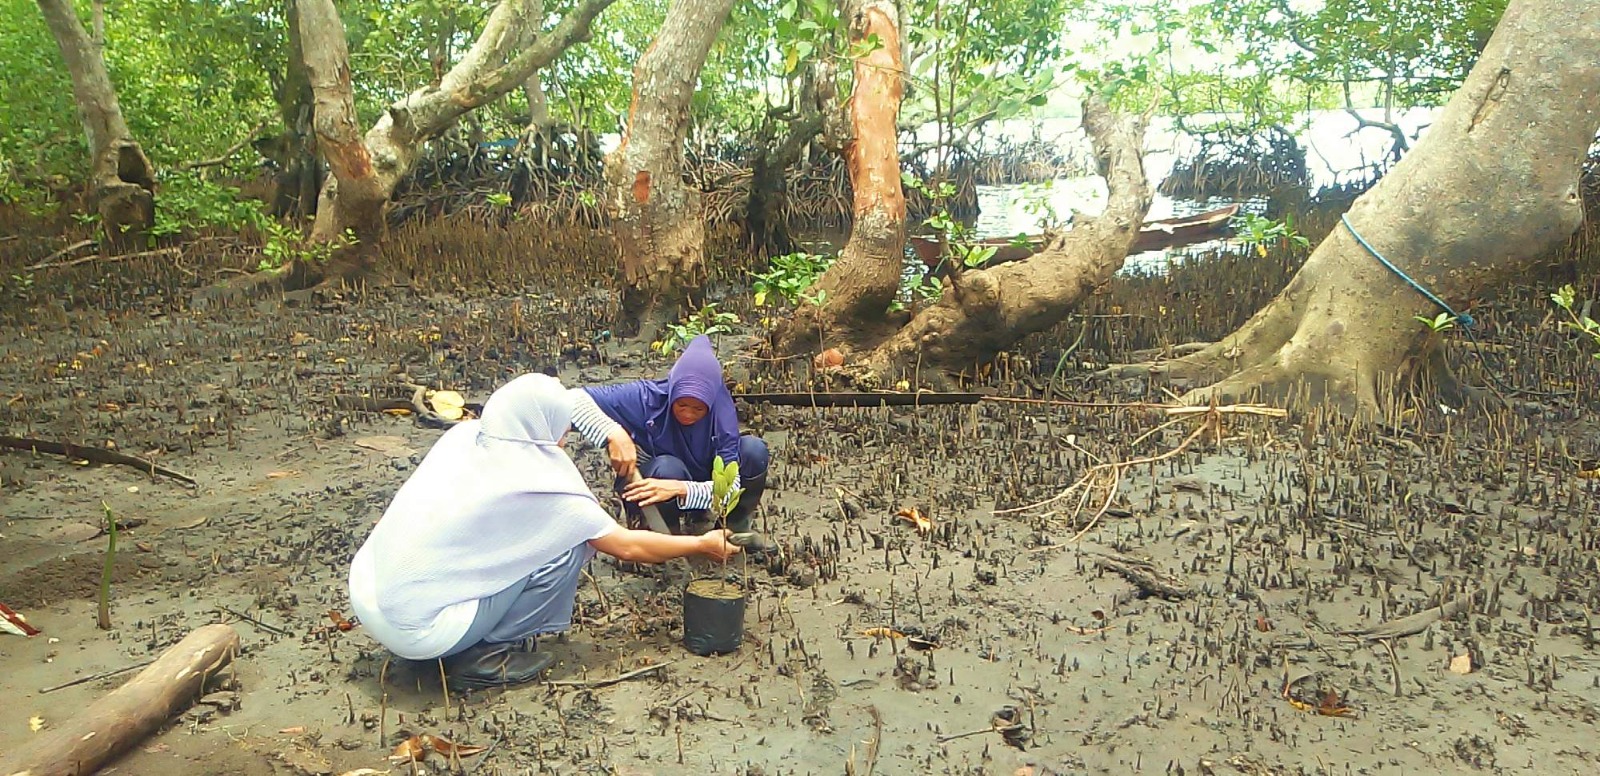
[347,373,741,688]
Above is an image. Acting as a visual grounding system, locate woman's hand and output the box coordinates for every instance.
[621,477,687,506]
[606,429,638,477]
[697,530,743,562]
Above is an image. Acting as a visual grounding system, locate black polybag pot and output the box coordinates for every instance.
[682,578,746,656]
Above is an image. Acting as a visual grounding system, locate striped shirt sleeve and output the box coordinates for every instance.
[568,388,624,446]
[681,471,739,512]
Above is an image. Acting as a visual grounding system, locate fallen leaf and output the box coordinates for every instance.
[29,715,44,732]
[429,390,466,421]
[143,743,171,754]
[813,348,844,369]
[423,734,486,758]
[1448,653,1473,675]
[327,610,356,632]
[894,507,933,534]
[389,735,426,763]
[381,407,414,417]
[860,627,906,639]
[266,470,298,479]
[353,436,416,458]
[278,725,306,735]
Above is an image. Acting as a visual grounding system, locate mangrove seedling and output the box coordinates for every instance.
[97,501,118,631]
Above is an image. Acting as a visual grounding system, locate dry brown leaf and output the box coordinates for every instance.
[423,734,486,758]
[389,736,426,763]
[429,390,466,421]
[278,725,306,735]
[895,507,933,533]
[381,407,414,417]
[1448,653,1473,675]
[266,470,298,479]
[327,610,356,632]
[860,627,906,639]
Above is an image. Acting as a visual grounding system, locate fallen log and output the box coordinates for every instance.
[0,623,239,776]
[1090,551,1193,600]
[0,435,196,488]
[733,391,988,407]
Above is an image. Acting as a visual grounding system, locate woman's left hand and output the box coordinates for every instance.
[622,477,688,506]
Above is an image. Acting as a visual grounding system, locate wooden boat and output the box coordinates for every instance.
[910,203,1240,268]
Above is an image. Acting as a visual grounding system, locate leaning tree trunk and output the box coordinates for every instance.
[853,96,1151,384]
[1107,0,1600,417]
[37,0,156,253]
[254,0,617,291]
[605,0,739,331]
[774,0,906,355]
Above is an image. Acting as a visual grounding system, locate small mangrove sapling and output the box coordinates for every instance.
[97,501,118,630]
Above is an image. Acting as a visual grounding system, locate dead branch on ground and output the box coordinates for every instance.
[0,435,196,487]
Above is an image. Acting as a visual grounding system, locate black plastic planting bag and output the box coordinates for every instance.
[682,579,745,656]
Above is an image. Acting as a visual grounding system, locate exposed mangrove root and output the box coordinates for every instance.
[1002,404,1285,553]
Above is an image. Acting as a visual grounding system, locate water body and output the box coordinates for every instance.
[961,108,1438,273]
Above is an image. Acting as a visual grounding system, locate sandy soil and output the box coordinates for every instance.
[1,280,1598,776]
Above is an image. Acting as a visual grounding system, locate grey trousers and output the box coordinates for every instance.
[443,543,596,657]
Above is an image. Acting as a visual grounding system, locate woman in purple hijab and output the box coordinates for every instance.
[569,335,769,534]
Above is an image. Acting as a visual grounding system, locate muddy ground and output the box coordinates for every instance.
[0,242,1598,776]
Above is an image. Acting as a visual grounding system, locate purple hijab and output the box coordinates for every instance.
[583,335,740,480]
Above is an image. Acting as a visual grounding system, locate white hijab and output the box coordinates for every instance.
[364,374,617,630]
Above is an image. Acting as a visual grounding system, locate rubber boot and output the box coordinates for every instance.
[442,641,555,689]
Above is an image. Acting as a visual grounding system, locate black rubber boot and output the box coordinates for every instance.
[442,641,555,689]
[724,472,766,534]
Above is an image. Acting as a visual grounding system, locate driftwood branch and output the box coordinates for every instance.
[0,435,196,487]
[0,625,240,776]
[39,659,156,694]
[1340,593,1475,640]
[1090,551,1193,600]
[544,659,674,688]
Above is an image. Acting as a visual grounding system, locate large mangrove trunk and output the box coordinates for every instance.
[606,0,739,330]
[774,0,907,354]
[1107,0,1600,418]
[289,0,616,286]
[37,0,156,253]
[854,96,1151,383]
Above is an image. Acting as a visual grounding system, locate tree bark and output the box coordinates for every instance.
[605,0,739,331]
[37,0,157,253]
[1108,0,1600,418]
[295,0,618,283]
[0,625,240,776]
[854,96,1151,383]
[774,0,906,354]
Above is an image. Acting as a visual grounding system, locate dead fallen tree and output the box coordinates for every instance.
[0,624,240,776]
